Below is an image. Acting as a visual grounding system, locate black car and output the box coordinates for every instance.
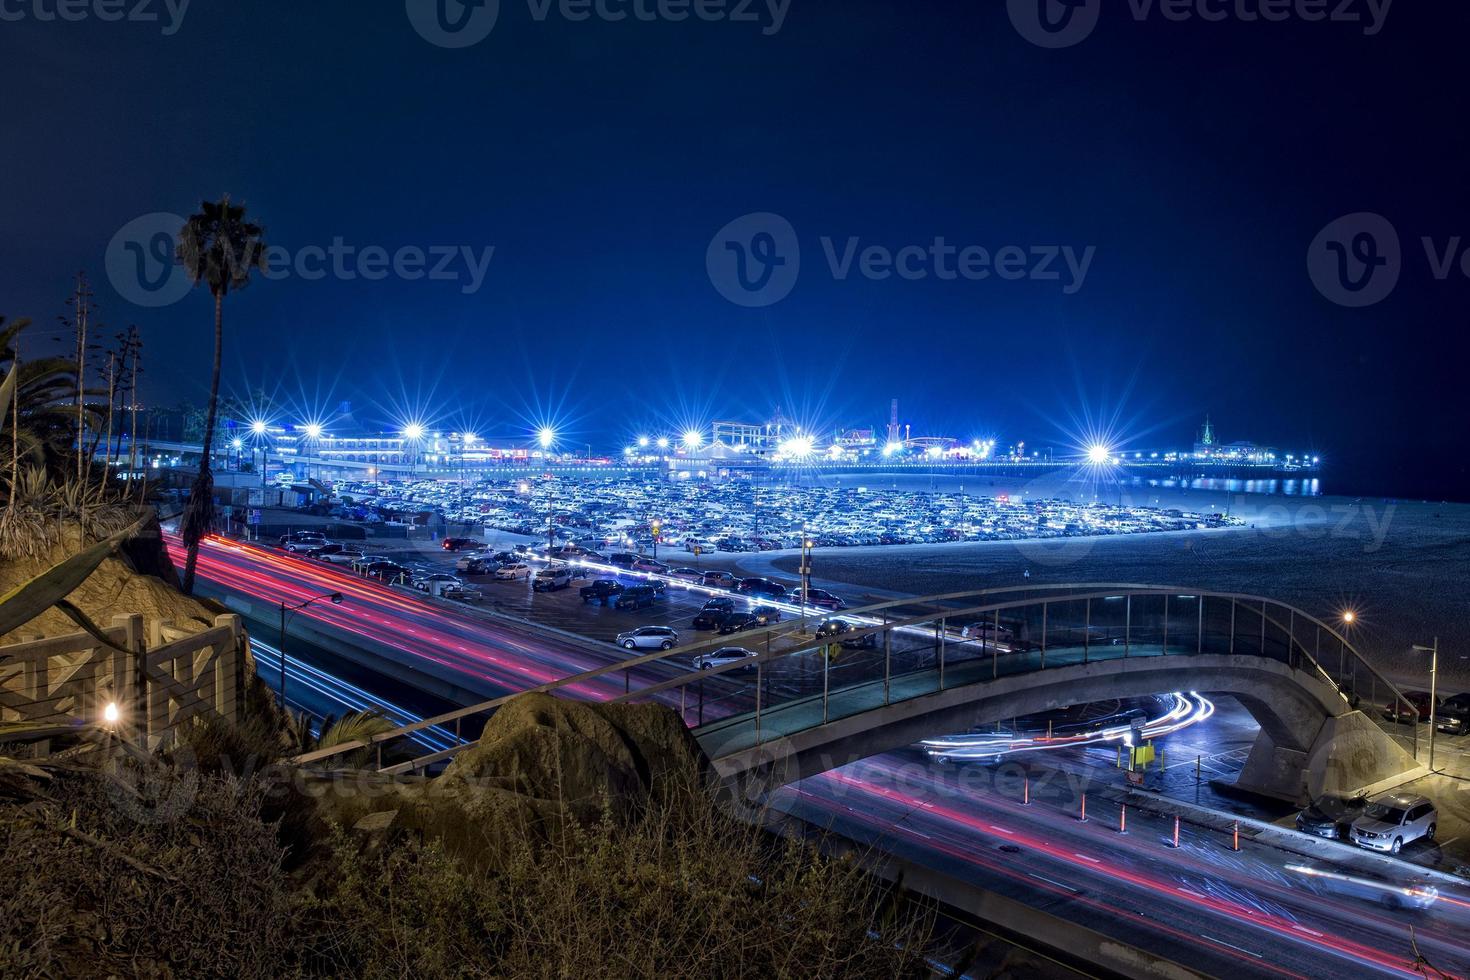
[1296,793,1370,839]
[736,577,787,599]
[607,552,639,569]
[752,605,782,626]
[615,585,659,610]
[580,580,625,604]
[815,619,878,649]
[362,561,411,584]
[719,612,760,635]
[1436,693,1470,735]
[440,537,479,552]
[687,602,735,631]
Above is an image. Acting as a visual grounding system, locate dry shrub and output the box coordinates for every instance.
[304,772,931,979]
[0,752,292,978]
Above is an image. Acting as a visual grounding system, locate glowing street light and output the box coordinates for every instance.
[883,441,902,457]
[303,423,323,439]
[402,423,426,440]
[638,435,650,448]
[231,438,242,450]
[656,436,670,450]
[250,419,268,436]
[1341,610,1356,626]
[538,427,556,450]
[1087,444,1112,464]
[682,430,703,450]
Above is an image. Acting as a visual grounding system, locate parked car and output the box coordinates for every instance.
[815,618,878,649]
[580,579,624,604]
[614,585,659,610]
[352,554,391,570]
[362,561,411,584]
[1285,864,1439,911]
[1350,794,1438,854]
[693,647,758,671]
[793,587,845,610]
[719,612,760,635]
[692,599,736,630]
[631,557,670,574]
[441,537,479,552]
[668,568,703,585]
[492,551,519,565]
[457,556,497,575]
[1435,693,1470,735]
[736,577,787,599]
[441,584,483,602]
[751,605,782,626]
[701,570,738,590]
[282,532,329,553]
[607,553,639,569]
[306,543,344,559]
[616,626,679,651]
[413,572,463,592]
[1295,793,1369,839]
[533,566,573,592]
[495,563,532,581]
[320,549,365,565]
[1382,691,1438,725]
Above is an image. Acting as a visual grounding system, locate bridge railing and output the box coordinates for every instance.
[291,584,1413,773]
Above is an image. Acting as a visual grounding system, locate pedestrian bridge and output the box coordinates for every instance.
[294,584,1424,805]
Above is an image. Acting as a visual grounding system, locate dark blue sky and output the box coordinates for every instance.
[3,0,1466,497]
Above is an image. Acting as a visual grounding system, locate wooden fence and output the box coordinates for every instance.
[0,613,244,750]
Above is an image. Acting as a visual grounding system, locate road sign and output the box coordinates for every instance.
[248,509,262,525]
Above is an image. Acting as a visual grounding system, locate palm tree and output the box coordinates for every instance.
[0,317,93,482]
[175,196,267,595]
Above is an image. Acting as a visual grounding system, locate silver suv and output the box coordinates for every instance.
[1349,794,1437,854]
[616,626,679,651]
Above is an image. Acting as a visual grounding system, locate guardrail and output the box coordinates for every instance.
[290,583,1412,773]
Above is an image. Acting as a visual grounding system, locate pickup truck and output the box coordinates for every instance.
[580,580,624,604]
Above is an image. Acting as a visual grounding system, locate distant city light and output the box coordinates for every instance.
[538,427,556,450]
[304,423,324,439]
[463,433,477,445]
[656,436,670,450]
[779,435,815,459]
[1087,444,1111,464]
[230,439,242,449]
[1342,610,1356,625]
[402,423,425,440]
[250,420,267,435]
[638,436,650,448]
[682,430,703,450]
[883,441,903,457]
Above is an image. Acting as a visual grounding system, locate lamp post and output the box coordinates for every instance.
[279,591,344,708]
[1413,639,1439,772]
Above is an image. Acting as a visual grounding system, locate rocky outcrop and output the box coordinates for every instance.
[0,509,225,643]
[316,693,714,870]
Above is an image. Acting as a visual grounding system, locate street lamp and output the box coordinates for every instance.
[1412,639,1440,772]
[279,592,344,708]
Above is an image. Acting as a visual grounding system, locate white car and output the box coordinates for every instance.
[693,647,759,671]
[321,550,365,565]
[282,534,329,553]
[1350,794,1437,854]
[616,626,679,651]
[495,563,532,581]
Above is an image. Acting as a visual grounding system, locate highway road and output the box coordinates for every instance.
[775,753,1470,978]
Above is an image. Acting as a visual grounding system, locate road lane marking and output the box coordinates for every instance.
[1201,936,1262,958]
[1028,873,1078,893]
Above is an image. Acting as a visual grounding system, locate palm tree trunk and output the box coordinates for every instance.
[181,292,224,595]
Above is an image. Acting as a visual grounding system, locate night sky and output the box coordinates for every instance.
[3,0,1466,498]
